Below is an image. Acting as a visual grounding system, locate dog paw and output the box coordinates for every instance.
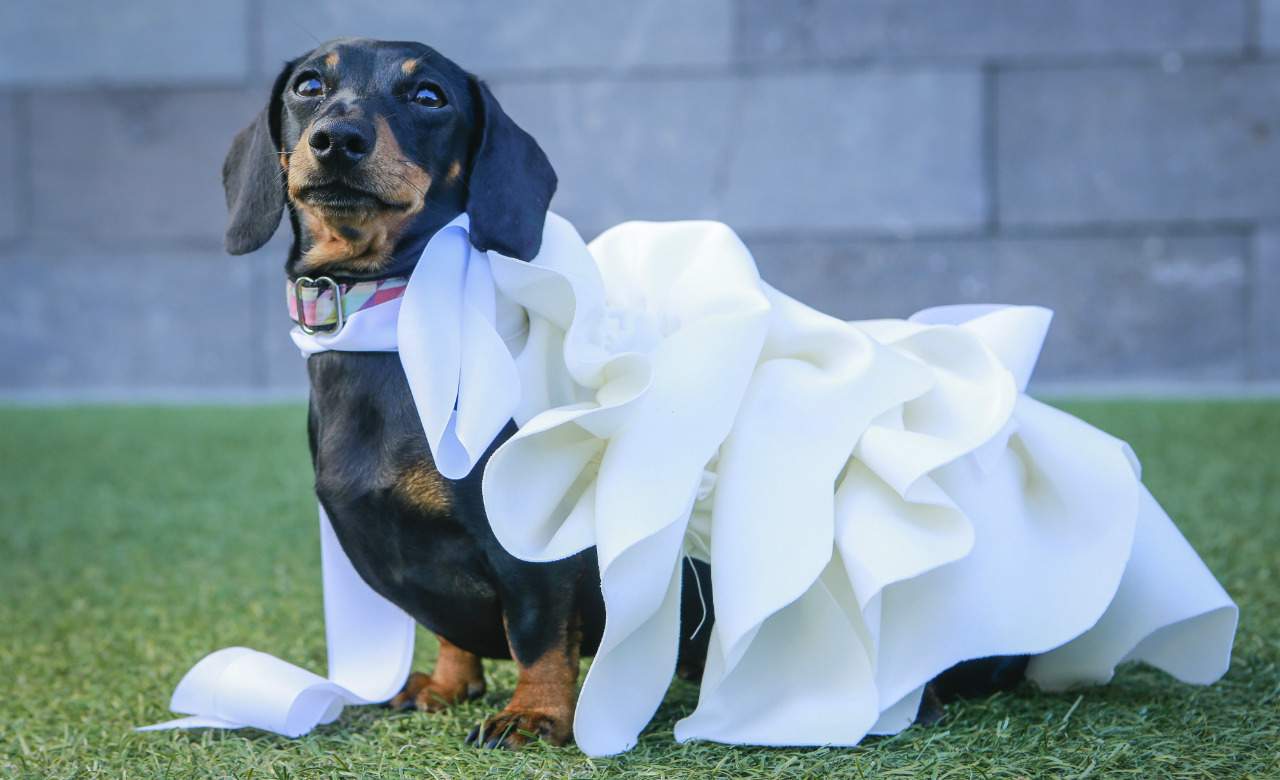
[914,684,946,727]
[465,708,572,749]
[389,671,484,713]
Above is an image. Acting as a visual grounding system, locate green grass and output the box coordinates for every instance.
[1,401,1277,779]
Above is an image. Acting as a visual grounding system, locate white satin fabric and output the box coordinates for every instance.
[144,215,1236,755]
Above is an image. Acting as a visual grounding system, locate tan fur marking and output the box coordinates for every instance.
[472,616,579,747]
[401,58,419,75]
[324,51,339,68]
[286,115,431,272]
[389,636,485,712]
[447,160,462,183]
[396,462,452,513]
[506,645,577,725]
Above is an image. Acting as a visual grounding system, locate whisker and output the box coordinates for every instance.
[382,168,428,200]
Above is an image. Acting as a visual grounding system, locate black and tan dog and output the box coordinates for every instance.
[222,38,1024,749]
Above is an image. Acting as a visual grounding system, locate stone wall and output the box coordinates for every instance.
[3,1,1276,398]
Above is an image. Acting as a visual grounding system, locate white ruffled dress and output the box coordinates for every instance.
[144,213,1236,756]
[482,217,1237,755]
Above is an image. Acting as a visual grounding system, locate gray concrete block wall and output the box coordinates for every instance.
[492,70,985,235]
[1251,229,1280,378]
[998,63,1280,226]
[735,1,1251,61]
[10,251,257,391]
[29,90,261,248]
[260,0,734,75]
[0,2,252,86]
[1,1,1275,399]
[751,233,1250,380]
[0,96,20,244]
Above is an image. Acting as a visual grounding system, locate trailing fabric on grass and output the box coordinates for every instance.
[142,215,1238,755]
[137,506,415,736]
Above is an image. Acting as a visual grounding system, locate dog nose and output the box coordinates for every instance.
[308,118,374,169]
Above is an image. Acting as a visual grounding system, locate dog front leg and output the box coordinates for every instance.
[466,608,581,749]
[389,635,486,712]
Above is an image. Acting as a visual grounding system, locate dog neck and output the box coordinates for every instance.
[284,207,463,283]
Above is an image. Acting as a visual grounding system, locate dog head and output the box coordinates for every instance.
[222,38,556,274]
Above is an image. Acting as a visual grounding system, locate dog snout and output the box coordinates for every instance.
[308,117,375,170]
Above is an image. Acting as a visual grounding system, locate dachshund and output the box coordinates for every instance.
[221,37,1024,750]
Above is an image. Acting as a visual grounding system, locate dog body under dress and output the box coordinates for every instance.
[145,213,1236,756]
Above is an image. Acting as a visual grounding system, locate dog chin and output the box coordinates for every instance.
[294,182,408,215]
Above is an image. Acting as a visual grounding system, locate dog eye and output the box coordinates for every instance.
[294,75,325,98]
[411,83,446,108]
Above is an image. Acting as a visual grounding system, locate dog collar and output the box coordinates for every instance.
[287,275,409,335]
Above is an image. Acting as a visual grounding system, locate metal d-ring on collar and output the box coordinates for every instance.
[294,276,345,335]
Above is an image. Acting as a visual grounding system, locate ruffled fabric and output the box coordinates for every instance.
[484,222,771,755]
[483,220,1238,755]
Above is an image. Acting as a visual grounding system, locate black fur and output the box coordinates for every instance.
[305,351,609,664]
[464,77,557,261]
[222,60,296,255]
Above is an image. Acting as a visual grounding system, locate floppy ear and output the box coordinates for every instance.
[465,77,557,261]
[222,60,297,255]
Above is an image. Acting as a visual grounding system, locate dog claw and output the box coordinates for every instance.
[464,718,521,750]
[465,709,569,749]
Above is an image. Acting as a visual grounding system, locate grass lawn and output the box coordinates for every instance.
[1,401,1277,779]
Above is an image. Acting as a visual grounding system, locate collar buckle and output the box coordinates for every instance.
[293,276,345,336]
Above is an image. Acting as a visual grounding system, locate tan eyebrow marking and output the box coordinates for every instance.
[324,51,339,68]
[401,58,419,75]
[447,160,462,182]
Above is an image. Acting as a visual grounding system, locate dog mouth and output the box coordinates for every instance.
[294,181,409,213]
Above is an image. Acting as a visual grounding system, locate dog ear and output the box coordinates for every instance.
[222,60,297,255]
[465,77,557,261]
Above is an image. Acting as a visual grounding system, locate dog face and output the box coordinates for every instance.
[222,38,557,272]
[280,40,473,272]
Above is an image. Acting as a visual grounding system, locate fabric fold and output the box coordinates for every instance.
[868,395,1142,710]
[1027,485,1237,690]
[397,217,519,479]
